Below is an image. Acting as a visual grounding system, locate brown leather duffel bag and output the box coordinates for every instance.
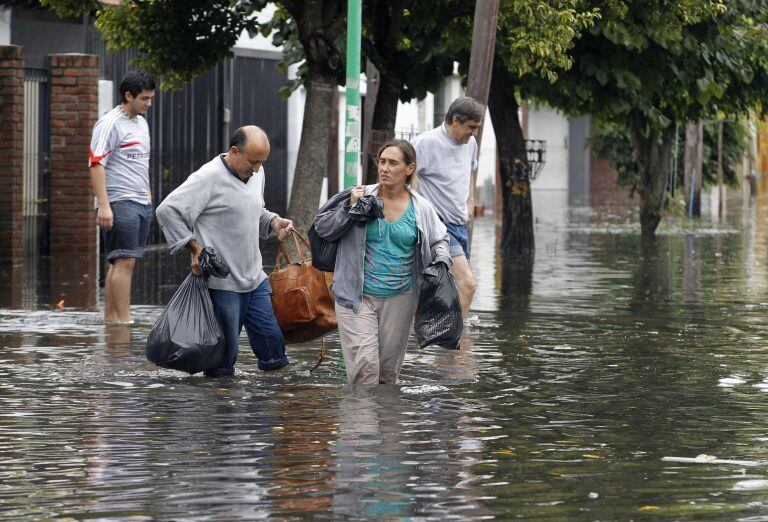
[269,231,337,344]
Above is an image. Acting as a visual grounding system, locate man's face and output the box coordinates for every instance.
[229,140,270,178]
[125,90,155,116]
[447,116,481,144]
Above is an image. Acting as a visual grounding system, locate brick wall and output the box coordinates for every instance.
[589,155,638,209]
[48,53,98,307]
[49,54,98,254]
[0,46,24,260]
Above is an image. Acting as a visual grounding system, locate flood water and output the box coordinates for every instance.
[4,193,768,519]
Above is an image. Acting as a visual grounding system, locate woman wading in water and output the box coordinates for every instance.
[313,139,450,385]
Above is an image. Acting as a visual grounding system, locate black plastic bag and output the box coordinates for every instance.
[348,195,384,222]
[309,190,385,272]
[309,189,351,272]
[414,263,463,349]
[146,248,230,374]
[199,246,230,280]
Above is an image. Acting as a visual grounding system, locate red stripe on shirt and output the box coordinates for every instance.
[89,148,113,167]
[119,141,142,148]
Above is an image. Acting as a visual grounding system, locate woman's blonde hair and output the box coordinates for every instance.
[377,139,420,188]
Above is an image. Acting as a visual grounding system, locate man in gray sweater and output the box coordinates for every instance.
[156,126,294,376]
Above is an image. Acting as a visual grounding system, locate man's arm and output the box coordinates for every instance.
[90,164,113,230]
[467,169,476,222]
[185,239,204,276]
[155,171,212,255]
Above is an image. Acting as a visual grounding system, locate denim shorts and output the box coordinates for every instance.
[445,222,470,260]
[103,200,153,263]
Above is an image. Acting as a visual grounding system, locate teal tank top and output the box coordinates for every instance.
[363,197,417,297]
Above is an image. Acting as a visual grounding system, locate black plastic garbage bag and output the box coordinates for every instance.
[348,195,384,222]
[309,189,351,272]
[199,246,230,280]
[309,191,384,272]
[414,263,463,349]
[146,248,230,374]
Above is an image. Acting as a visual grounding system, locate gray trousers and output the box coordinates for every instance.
[335,291,414,385]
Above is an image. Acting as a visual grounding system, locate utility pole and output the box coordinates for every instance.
[466,0,499,240]
[466,0,500,148]
[343,0,362,189]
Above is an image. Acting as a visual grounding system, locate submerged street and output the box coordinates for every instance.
[3,195,768,519]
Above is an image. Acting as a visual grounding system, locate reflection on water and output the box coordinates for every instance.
[5,192,768,518]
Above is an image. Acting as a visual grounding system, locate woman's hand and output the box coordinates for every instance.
[349,185,365,206]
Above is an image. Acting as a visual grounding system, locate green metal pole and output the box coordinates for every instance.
[343,0,362,189]
[338,0,362,373]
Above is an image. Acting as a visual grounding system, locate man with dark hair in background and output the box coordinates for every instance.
[412,96,485,319]
[156,126,294,377]
[89,71,156,323]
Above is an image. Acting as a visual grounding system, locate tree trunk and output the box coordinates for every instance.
[630,122,675,239]
[683,121,703,217]
[488,70,534,255]
[287,71,337,234]
[362,60,380,187]
[364,72,402,184]
[499,254,534,312]
[281,0,345,233]
[327,87,339,196]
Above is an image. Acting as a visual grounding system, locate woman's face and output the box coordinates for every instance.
[377,146,415,188]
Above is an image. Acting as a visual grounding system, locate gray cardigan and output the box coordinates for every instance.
[155,156,277,292]
[314,184,451,312]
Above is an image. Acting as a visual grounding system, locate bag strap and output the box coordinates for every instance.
[273,230,312,268]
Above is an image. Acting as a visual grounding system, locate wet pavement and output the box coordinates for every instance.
[4,192,768,519]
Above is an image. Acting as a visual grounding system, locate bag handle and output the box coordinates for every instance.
[274,230,312,268]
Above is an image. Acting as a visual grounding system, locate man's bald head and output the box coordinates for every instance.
[226,125,271,180]
[229,125,269,150]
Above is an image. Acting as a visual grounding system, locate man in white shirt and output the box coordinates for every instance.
[89,71,156,323]
[412,96,484,318]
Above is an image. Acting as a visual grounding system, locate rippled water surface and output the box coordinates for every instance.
[4,196,768,520]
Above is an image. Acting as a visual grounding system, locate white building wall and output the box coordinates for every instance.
[394,93,434,135]
[0,7,11,44]
[526,103,569,191]
[526,103,570,223]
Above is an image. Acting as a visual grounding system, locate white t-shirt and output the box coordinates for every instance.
[412,124,478,225]
[89,106,151,206]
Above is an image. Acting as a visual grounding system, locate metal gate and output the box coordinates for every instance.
[22,65,51,257]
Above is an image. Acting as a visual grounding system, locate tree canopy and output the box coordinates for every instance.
[43,0,265,89]
[524,1,768,127]
[521,0,768,236]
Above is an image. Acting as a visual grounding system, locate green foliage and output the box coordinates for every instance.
[524,1,768,128]
[361,1,471,103]
[495,0,600,83]
[257,2,346,97]
[592,119,750,189]
[45,0,266,89]
[256,5,303,97]
[40,0,99,17]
